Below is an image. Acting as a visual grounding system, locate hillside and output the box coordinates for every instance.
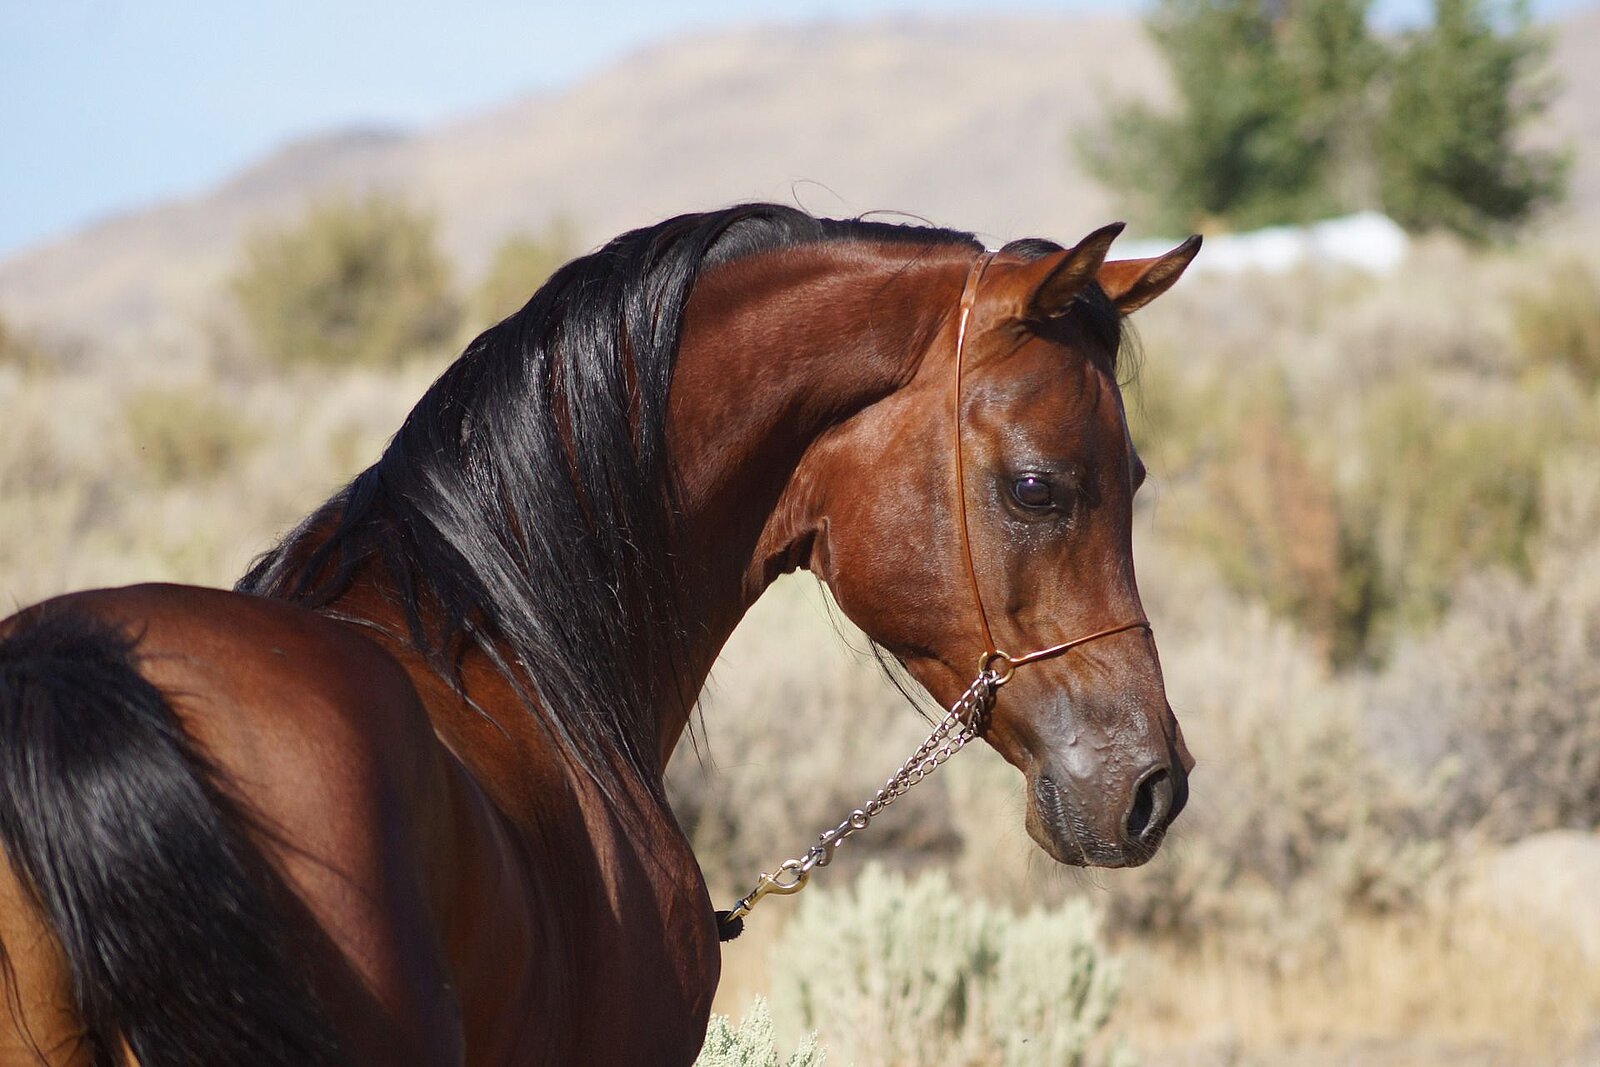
[2,9,1598,354]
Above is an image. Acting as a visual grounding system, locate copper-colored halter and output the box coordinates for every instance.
[951,250,1151,685]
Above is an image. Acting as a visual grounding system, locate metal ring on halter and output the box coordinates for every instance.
[978,649,1016,686]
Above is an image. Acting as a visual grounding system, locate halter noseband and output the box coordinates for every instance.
[950,250,1151,685]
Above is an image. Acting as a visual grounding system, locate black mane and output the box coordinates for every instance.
[237,204,1121,801]
[237,205,976,797]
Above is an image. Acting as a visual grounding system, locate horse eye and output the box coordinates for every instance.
[1011,474,1055,509]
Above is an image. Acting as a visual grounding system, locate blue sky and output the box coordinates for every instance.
[2,0,1592,259]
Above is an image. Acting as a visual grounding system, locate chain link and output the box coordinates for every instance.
[719,663,1006,926]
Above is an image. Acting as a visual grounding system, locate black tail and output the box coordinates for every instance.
[0,608,344,1067]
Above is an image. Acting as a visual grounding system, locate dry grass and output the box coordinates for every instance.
[715,877,1600,1067]
[0,355,443,610]
[1122,901,1600,1066]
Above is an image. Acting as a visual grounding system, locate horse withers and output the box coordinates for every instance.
[0,205,1198,1065]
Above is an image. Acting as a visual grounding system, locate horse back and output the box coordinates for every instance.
[0,583,557,1065]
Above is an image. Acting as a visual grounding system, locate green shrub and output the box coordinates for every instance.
[695,998,826,1067]
[770,865,1125,1067]
[1188,382,1348,658]
[1511,259,1600,389]
[1132,366,1379,663]
[1343,378,1546,644]
[1140,360,1566,663]
[232,193,460,368]
[124,386,258,485]
[0,314,47,373]
[471,220,577,329]
[1370,505,1600,841]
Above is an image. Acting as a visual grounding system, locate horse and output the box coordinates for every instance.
[0,203,1199,1066]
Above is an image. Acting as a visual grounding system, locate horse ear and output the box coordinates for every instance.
[1097,235,1203,315]
[1022,222,1127,320]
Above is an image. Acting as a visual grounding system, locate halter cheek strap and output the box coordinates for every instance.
[952,250,1001,655]
[950,250,1151,684]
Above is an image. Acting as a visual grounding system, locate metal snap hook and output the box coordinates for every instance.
[761,860,810,894]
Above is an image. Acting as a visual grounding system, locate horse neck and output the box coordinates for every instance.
[281,242,966,801]
[655,244,965,764]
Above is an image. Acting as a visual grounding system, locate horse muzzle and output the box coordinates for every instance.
[1026,752,1188,868]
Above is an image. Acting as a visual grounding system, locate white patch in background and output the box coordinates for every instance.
[1122,212,1411,276]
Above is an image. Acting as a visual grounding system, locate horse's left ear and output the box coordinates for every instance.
[1096,235,1203,315]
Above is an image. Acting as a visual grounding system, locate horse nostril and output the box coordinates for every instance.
[1125,766,1173,845]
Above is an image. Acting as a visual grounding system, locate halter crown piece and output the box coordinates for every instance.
[714,250,1151,942]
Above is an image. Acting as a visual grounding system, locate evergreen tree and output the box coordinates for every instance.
[1281,0,1386,209]
[1377,0,1567,240]
[1079,0,1565,238]
[1079,0,1373,233]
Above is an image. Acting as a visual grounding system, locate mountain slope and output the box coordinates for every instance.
[0,15,1158,349]
[3,9,1597,353]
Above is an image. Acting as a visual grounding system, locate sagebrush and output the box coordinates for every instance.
[232,193,460,368]
[770,865,1125,1067]
[694,998,825,1067]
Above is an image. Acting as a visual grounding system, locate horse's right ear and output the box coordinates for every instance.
[1021,222,1127,321]
[1097,235,1203,315]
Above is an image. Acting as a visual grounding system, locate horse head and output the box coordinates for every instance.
[791,225,1200,868]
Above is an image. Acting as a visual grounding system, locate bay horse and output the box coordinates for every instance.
[0,204,1198,1066]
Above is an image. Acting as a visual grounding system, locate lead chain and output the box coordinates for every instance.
[717,665,1004,934]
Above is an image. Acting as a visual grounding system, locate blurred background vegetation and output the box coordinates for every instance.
[2,2,1598,1065]
[1081,0,1568,239]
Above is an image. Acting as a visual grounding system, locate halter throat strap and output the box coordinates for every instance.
[950,249,1150,681]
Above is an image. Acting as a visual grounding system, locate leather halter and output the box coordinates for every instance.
[950,250,1151,685]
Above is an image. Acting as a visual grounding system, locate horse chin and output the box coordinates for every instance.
[1025,771,1158,870]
